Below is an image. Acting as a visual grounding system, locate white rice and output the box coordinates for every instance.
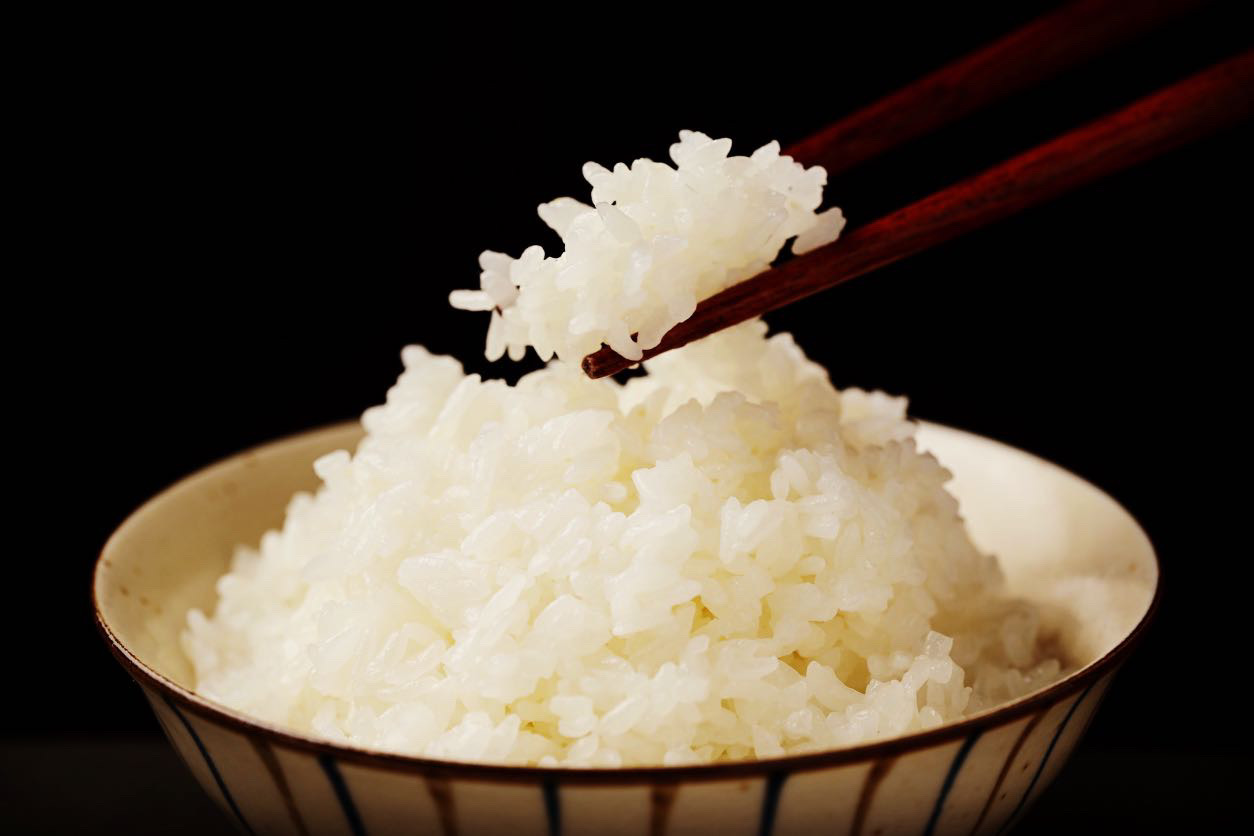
[183,132,1059,766]
[449,131,846,364]
[184,322,1059,765]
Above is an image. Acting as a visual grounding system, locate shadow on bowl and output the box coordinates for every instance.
[93,422,1157,836]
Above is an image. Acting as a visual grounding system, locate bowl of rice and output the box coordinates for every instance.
[94,133,1158,835]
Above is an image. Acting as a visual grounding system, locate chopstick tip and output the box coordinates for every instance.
[581,351,608,379]
[582,347,635,379]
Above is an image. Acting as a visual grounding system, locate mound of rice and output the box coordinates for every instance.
[184,321,1059,765]
[449,131,846,364]
[184,131,1059,766]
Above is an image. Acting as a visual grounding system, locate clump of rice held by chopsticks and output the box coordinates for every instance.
[449,130,846,364]
[184,132,1060,766]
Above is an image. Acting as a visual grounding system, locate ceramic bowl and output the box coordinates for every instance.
[93,422,1158,836]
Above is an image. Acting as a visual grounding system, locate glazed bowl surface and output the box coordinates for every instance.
[94,421,1158,836]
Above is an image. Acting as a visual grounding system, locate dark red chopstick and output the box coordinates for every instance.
[786,0,1202,176]
[582,50,1253,379]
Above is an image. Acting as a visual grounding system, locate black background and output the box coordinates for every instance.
[7,3,1250,832]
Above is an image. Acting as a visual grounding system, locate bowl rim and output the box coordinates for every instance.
[92,420,1160,785]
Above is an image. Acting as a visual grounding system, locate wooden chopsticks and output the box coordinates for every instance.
[786,0,1201,178]
[582,49,1253,380]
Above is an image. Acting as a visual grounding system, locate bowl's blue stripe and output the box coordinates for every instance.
[160,695,256,836]
[148,701,199,778]
[542,777,562,836]
[922,731,981,836]
[996,681,1096,835]
[758,771,789,836]
[318,754,368,836]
